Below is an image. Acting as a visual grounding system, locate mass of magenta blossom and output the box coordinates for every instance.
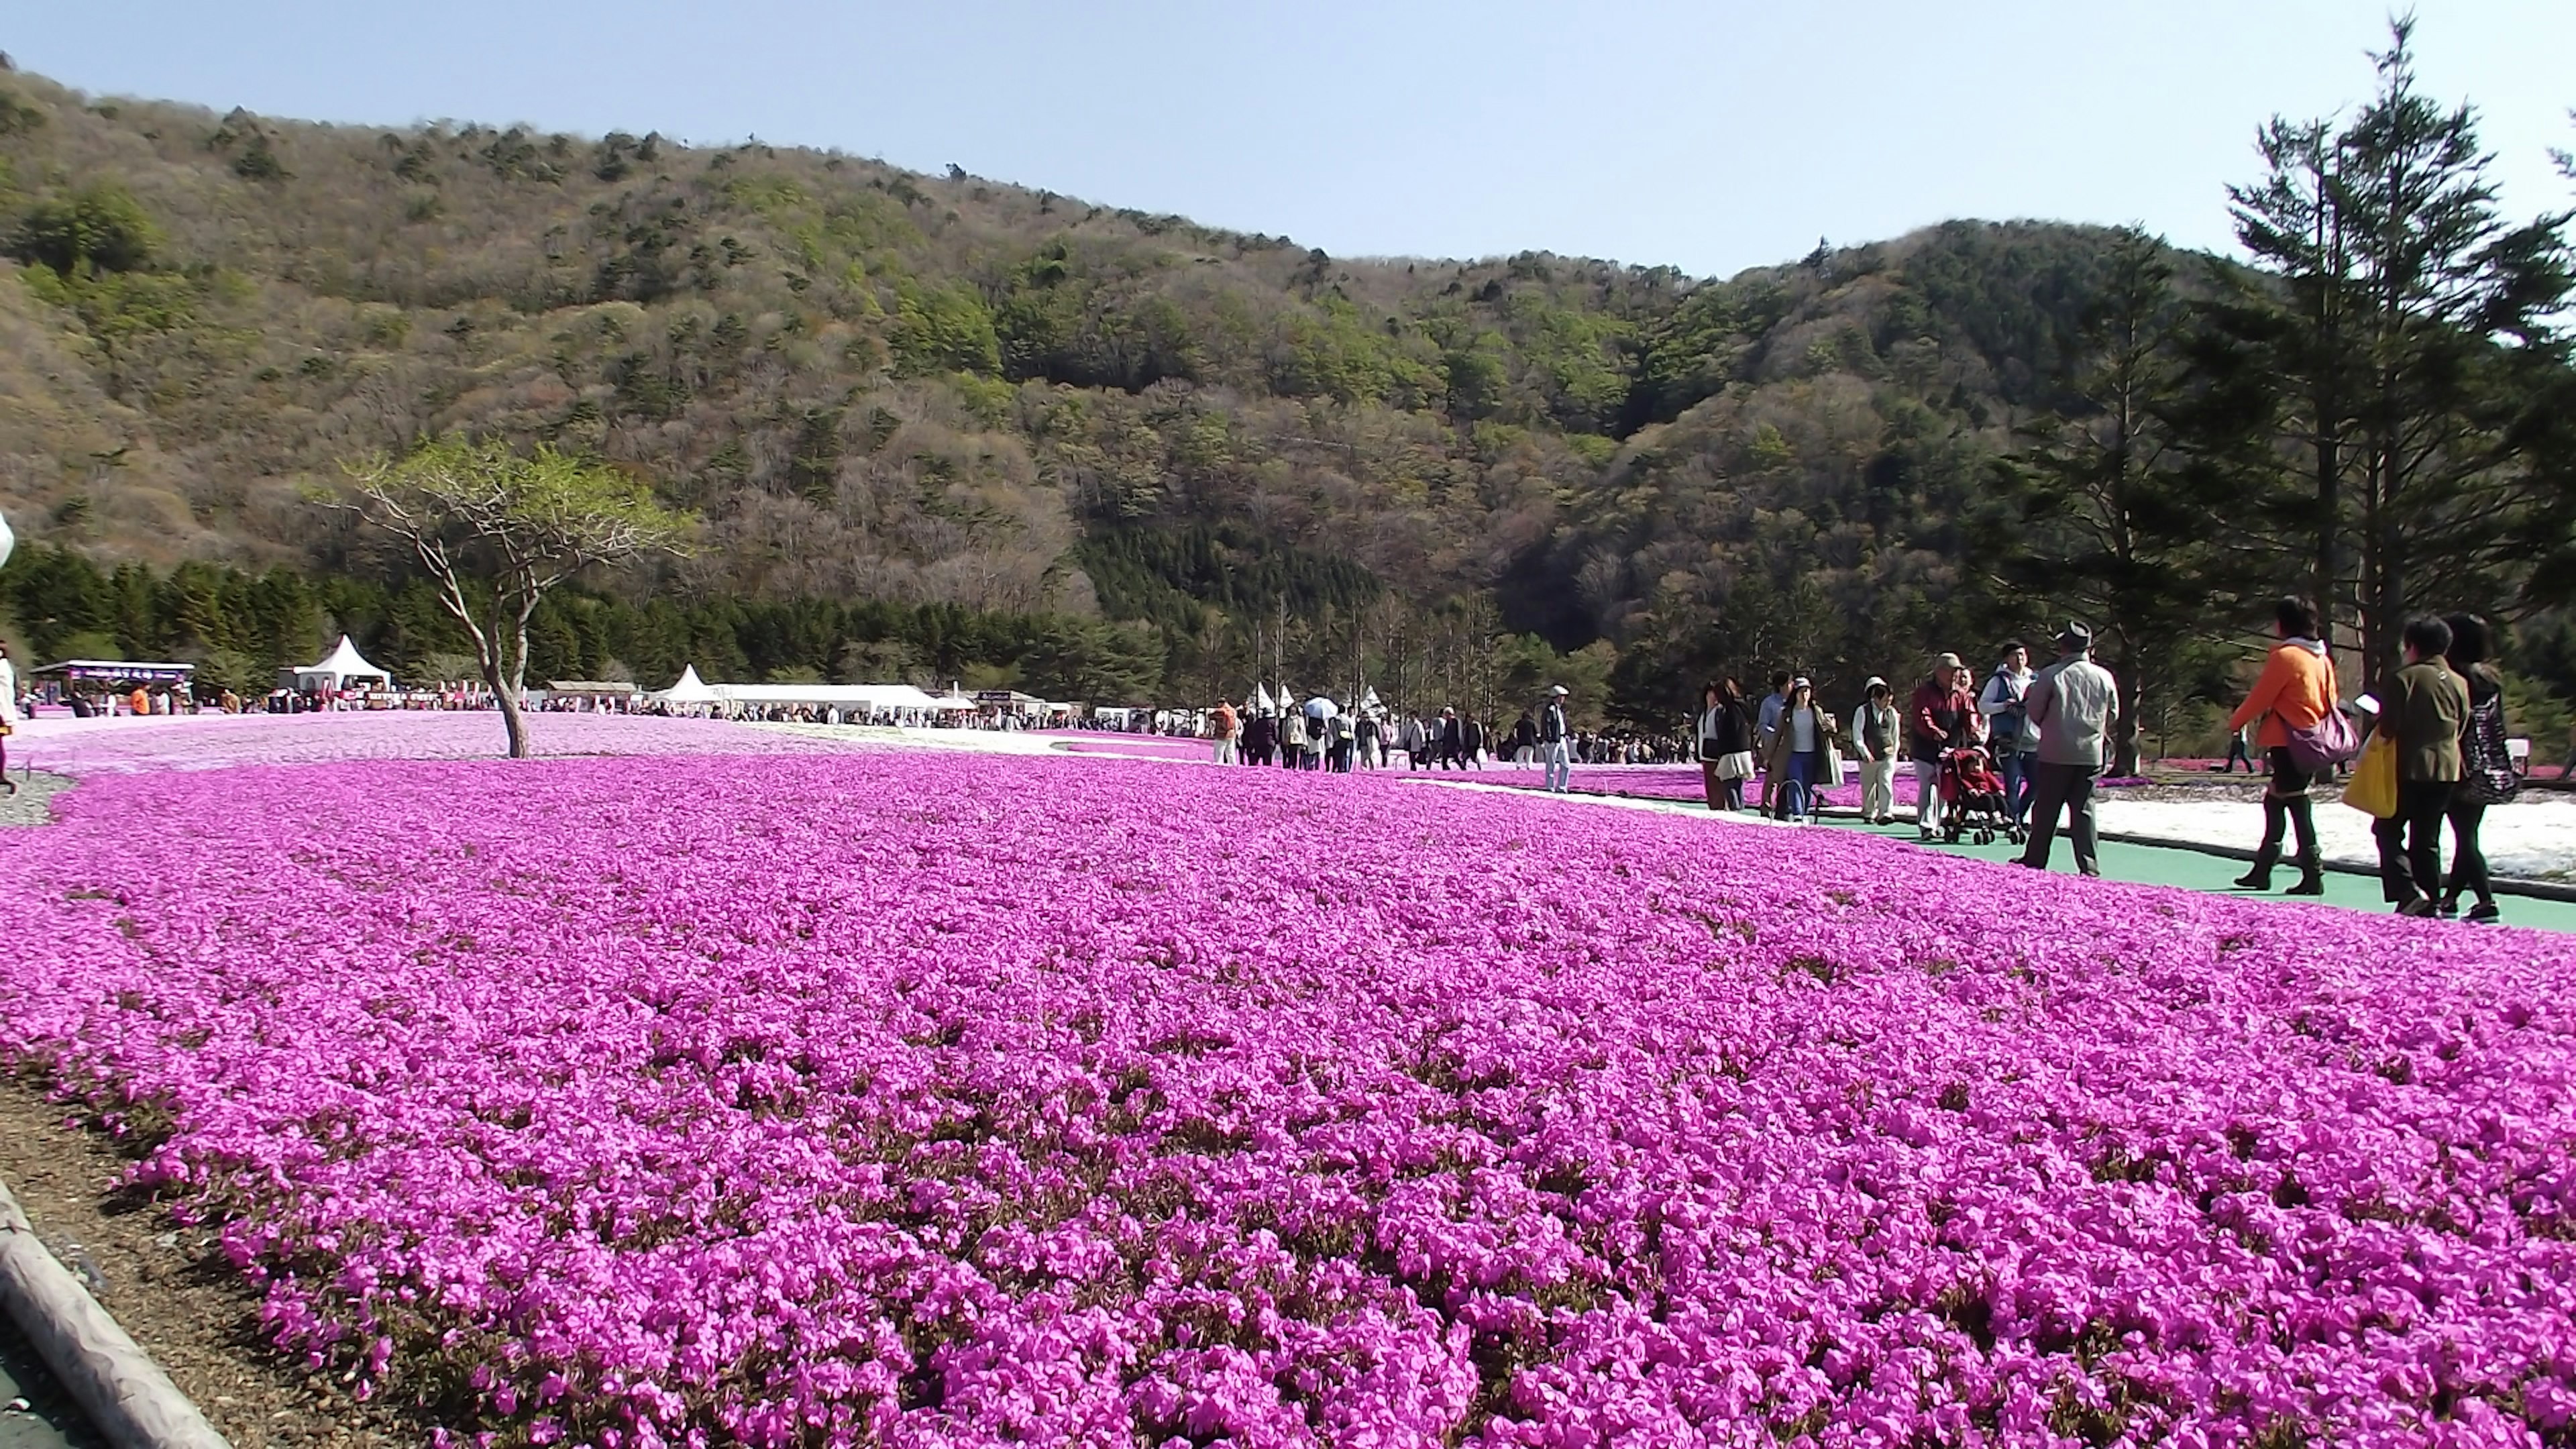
[1,718,2572,1447]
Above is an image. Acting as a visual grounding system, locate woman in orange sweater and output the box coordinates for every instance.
[2226,596,2337,895]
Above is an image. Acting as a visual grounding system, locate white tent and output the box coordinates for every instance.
[656,664,721,706]
[294,635,392,690]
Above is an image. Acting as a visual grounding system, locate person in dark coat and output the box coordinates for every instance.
[2373,616,2469,916]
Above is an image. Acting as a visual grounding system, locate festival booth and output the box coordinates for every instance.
[32,659,197,716]
[542,680,639,712]
[651,665,722,714]
[973,690,1079,729]
[285,636,395,706]
[649,666,974,726]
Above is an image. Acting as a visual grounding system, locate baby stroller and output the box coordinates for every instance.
[1939,746,2021,846]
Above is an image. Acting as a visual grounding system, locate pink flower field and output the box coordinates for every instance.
[2,720,2574,1447]
[9,709,833,774]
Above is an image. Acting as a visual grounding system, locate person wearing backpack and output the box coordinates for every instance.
[1979,641,2039,827]
[2226,596,2341,896]
[2439,614,2514,923]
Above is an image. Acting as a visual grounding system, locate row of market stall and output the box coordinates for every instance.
[646,667,1080,727]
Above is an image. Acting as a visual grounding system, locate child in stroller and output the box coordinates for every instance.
[1939,745,2022,846]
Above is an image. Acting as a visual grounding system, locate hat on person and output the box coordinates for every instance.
[1550,685,1568,696]
[1791,676,1811,690]
[1934,652,1964,671]
[2058,621,2093,651]
[1864,676,1886,690]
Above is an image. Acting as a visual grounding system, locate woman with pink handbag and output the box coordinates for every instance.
[2226,597,2351,896]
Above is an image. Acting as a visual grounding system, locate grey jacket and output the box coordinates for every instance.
[2027,655,2118,769]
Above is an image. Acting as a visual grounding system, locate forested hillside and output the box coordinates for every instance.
[3,52,2571,741]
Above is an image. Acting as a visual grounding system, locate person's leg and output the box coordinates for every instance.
[2374,808,2412,903]
[2019,763,2068,867]
[1915,759,1941,836]
[2067,769,2102,875]
[2449,799,2493,909]
[2284,786,2323,894]
[1784,752,1811,820]
[2241,749,2297,888]
[1998,751,2027,825]
[1703,760,1725,810]
[2406,783,2450,907]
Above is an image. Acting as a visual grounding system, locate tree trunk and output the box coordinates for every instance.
[2110,651,2144,777]
[495,680,531,759]
[494,610,535,760]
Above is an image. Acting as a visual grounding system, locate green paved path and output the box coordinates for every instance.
[1413,775,2576,934]
[1817,810,2576,934]
[0,1316,95,1449]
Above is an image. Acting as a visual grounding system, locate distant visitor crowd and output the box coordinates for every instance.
[1197,598,2535,926]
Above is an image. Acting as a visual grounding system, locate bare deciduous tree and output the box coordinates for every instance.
[327,437,689,757]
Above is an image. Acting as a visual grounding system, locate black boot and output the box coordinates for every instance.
[2234,847,2277,891]
[2286,852,2325,896]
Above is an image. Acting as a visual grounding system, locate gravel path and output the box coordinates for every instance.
[0,776,73,829]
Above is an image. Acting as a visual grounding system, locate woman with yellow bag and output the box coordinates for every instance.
[2365,616,2469,917]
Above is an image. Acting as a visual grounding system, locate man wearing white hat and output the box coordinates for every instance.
[1540,686,1573,792]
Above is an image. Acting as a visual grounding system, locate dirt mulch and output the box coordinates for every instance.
[0,1079,431,1448]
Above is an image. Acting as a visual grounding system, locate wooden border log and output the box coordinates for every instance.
[0,1179,228,1449]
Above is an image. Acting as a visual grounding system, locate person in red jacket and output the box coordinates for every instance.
[1909,654,1978,841]
[2226,596,2337,895]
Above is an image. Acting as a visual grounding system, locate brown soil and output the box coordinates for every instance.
[0,1077,431,1448]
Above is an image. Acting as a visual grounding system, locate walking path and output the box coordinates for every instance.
[0,1311,93,1449]
[1407,776,2576,934]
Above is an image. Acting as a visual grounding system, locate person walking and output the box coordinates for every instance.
[2438,614,2514,923]
[1462,715,1487,769]
[1763,677,1839,822]
[1355,711,1382,769]
[1509,711,1538,765]
[1243,709,1277,767]
[1437,708,1464,770]
[1540,686,1574,793]
[1211,698,1240,766]
[2219,722,2258,775]
[1849,678,1900,825]
[2373,616,2469,916]
[0,641,17,795]
[1909,654,1972,840]
[2017,623,2118,875]
[1400,714,1427,770]
[1980,642,2039,828]
[2226,597,2338,896]
[1699,678,1756,811]
[1756,672,1792,817]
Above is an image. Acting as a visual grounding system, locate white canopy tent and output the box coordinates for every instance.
[292,635,392,690]
[655,664,721,706]
[649,667,974,718]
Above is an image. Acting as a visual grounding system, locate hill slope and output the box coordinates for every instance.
[0,68,2137,704]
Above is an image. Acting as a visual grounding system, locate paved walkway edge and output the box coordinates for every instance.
[1809,806,2576,904]
[0,1179,227,1449]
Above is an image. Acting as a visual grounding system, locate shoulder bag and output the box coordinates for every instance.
[2284,656,2359,773]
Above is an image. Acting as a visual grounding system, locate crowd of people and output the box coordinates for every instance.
[1199,597,2534,926]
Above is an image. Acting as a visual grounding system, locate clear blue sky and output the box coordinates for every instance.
[10,0,2571,277]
